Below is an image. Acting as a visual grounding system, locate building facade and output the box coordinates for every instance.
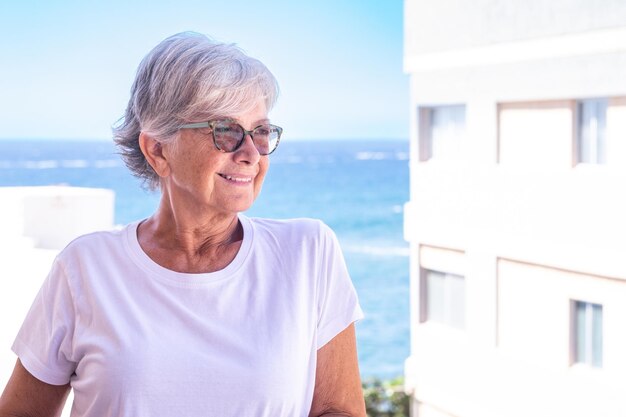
[0,186,114,417]
[403,1,626,416]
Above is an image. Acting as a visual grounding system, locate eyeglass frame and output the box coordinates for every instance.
[179,119,283,155]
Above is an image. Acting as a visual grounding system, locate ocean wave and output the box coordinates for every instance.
[61,159,89,168]
[0,159,122,169]
[270,151,408,164]
[355,151,409,161]
[93,160,122,168]
[23,160,59,169]
[344,244,410,257]
[355,151,387,161]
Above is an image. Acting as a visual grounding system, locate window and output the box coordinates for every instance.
[576,99,608,164]
[419,105,466,161]
[421,269,465,329]
[498,101,574,168]
[572,300,603,368]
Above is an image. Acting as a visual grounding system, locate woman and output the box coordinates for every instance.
[0,32,365,417]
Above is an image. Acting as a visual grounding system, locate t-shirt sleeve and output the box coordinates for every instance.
[315,223,364,349]
[11,257,77,385]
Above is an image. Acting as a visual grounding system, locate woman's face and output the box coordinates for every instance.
[160,100,270,217]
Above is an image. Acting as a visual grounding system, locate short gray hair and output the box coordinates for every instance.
[113,31,280,190]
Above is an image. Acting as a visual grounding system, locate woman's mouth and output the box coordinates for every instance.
[218,173,253,183]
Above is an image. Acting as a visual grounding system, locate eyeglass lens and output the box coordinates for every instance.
[213,120,280,155]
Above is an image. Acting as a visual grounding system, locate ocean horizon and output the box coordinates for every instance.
[0,138,410,378]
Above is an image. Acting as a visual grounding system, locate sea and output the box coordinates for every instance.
[0,138,410,379]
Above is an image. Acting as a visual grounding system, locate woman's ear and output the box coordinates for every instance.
[139,132,170,178]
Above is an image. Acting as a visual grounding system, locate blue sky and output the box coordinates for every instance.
[0,0,408,141]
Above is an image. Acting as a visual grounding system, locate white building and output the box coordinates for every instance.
[402,1,626,416]
[0,186,114,417]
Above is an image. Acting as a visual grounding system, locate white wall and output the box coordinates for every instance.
[0,186,115,250]
[0,186,114,416]
[404,2,626,416]
[404,0,626,56]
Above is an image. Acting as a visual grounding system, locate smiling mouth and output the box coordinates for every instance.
[218,174,253,183]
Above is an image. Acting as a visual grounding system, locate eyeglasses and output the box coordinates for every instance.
[179,119,283,155]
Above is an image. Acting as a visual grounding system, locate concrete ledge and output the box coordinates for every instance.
[0,186,115,250]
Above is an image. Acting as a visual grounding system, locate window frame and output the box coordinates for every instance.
[418,104,467,162]
[570,299,603,368]
[496,99,576,166]
[420,267,466,330]
[574,98,609,165]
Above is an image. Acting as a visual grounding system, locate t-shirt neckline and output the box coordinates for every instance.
[123,214,253,287]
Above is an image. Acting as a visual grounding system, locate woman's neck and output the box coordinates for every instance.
[136,197,243,273]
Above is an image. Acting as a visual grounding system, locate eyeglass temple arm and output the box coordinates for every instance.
[180,122,210,129]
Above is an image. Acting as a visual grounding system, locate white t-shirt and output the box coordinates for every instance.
[12,215,363,417]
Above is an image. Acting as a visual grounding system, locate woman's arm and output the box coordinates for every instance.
[309,323,366,417]
[0,359,70,417]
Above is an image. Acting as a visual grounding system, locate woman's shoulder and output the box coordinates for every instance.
[58,222,136,260]
[246,216,336,244]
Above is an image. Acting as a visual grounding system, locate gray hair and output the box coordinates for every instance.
[112,31,280,190]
